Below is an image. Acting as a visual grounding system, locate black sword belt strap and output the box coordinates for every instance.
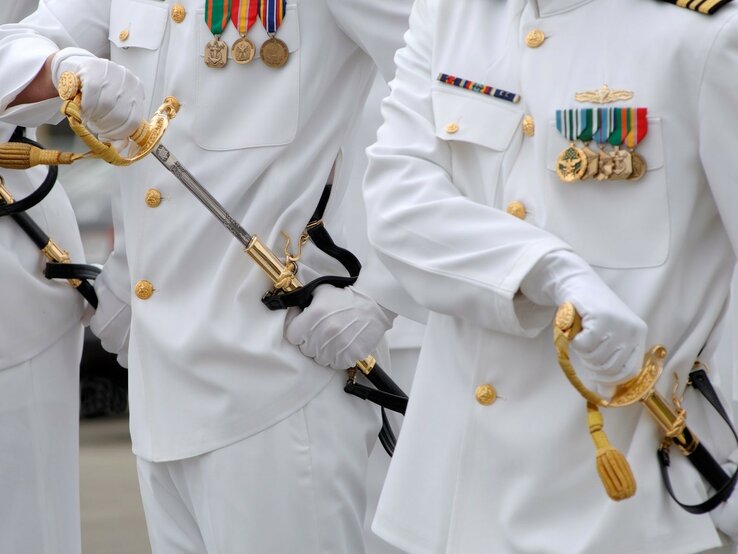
[259,184,408,456]
[261,184,361,311]
[0,127,57,217]
[0,127,101,307]
[657,367,738,514]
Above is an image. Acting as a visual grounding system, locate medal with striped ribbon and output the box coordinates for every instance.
[204,0,231,68]
[577,109,600,180]
[624,107,649,180]
[607,108,634,180]
[231,0,258,64]
[556,109,588,182]
[259,0,289,68]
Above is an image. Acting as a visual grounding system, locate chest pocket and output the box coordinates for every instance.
[108,0,168,112]
[431,86,522,205]
[194,3,300,151]
[543,118,668,269]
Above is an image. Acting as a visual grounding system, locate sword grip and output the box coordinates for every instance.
[245,235,399,388]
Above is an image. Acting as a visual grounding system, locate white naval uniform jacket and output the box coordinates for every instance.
[0,0,412,461]
[364,0,738,553]
[0,0,84,370]
[0,130,84,370]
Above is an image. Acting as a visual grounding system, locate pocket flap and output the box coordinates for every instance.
[109,0,168,51]
[431,86,522,152]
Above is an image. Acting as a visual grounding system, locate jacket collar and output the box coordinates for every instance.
[530,0,598,17]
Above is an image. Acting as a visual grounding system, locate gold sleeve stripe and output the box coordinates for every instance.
[661,0,732,14]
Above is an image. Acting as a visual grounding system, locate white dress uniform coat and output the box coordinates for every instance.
[0,0,412,551]
[0,3,85,553]
[364,0,738,553]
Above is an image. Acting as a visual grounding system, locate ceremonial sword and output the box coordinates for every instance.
[0,72,408,417]
[149,143,406,400]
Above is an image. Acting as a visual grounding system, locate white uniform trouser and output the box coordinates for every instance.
[137,372,378,554]
[364,347,420,554]
[0,323,83,554]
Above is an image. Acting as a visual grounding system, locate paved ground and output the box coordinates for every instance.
[80,417,150,554]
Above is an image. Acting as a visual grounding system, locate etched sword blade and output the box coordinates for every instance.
[152,144,253,247]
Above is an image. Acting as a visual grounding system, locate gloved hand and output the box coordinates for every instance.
[520,250,647,392]
[50,47,146,144]
[284,285,395,370]
[89,275,131,368]
[710,451,738,541]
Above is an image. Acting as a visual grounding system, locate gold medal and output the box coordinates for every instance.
[594,150,614,181]
[628,152,647,181]
[260,37,289,68]
[610,148,633,180]
[205,37,228,68]
[232,36,255,64]
[582,145,599,180]
[556,145,588,183]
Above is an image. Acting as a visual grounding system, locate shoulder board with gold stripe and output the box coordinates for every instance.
[659,0,732,15]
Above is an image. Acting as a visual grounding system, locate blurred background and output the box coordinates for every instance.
[37,123,151,553]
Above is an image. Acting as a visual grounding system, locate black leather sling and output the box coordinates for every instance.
[0,127,100,307]
[657,366,738,514]
[260,184,408,456]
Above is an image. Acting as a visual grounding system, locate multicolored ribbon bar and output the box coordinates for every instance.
[624,108,648,148]
[578,108,594,142]
[205,0,231,36]
[557,107,649,146]
[437,73,521,104]
[592,108,612,144]
[232,0,258,35]
[260,0,287,34]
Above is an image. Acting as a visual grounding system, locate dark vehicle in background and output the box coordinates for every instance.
[37,123,128,418]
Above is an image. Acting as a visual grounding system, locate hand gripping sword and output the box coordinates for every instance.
[0,72,408,438]
[553,302,738,512]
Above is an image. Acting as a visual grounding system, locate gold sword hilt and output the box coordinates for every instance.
[244,235,377,376]
[553,302,696,501]
[0,72,181,170]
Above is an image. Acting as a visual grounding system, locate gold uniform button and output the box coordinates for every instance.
[525,29,545,48]
[145,189,163,208]
[119,29,130,42]
[476,384,498,406]
[135,280,155,300]
[522,115,535,137]
[171,4,186,23]
[445,122,460,134]
[506,201,527,220]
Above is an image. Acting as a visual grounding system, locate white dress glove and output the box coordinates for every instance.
[284,285,395,370]
[521,250,647,390]
[89,275,131,368]
[50,47,146,144]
